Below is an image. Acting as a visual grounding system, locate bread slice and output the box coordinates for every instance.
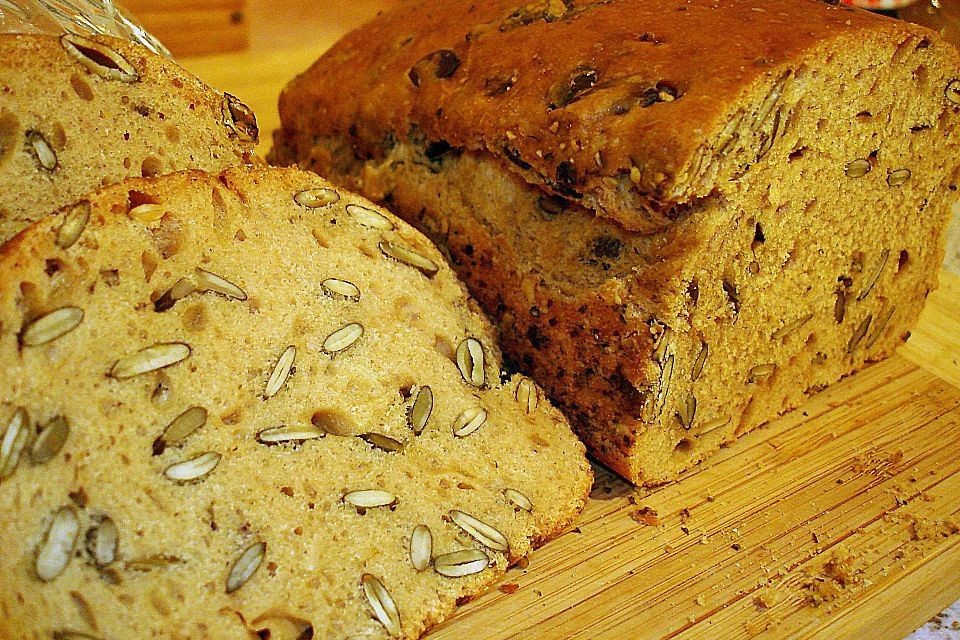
[0,167,591,639]
[0,33,258,243]
[271,0,960,484]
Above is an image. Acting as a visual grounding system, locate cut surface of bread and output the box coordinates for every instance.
[271,0,960,484]
[0,167,591,639]
[0,33,258,243]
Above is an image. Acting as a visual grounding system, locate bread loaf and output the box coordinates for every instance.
[0,167,591,639]
[271,0,960,484]
[0,33,258,243]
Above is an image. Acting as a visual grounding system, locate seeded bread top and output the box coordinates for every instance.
[272,0,946,232]
[0,33,258,243]
[0,167,591,640]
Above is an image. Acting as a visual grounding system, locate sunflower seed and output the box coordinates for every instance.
[409,385,433,435]
[163,451,221,483]
[128,203,165,223]
[456,338,485,387]
[692,415,732,437]
[865,306,896,350]
[257,424,325,444]
[222,93,258,142]
[295,188,340,208]
[450,510,509,552]
[676,395,697,430]
[848,314,873,353]
[515,377,540,414]
[379,241,439,277]
[60,35,139,82]
[227,541,266,593]
[27,131,57,170]
[321,278,360,301]
[858,249,889,301]
[323,323,363,353]
[110,342,191,378]
[691,341,708,383]
[645,353,674,421]
[504,488,533,512]
[453,406,487,437]
[772,313,814,340]
[845,158,871,178]
[433,549,489,577]
[20,307,83,346]
[362,573,401,636]
[346,204,394,230]
[344,490,396,509]
[0,408,30,480]
[30,416,69,465]
[86,516,118,567]
[55,200,90,249]
[946,80,960,105]
[265,345,296,398]
[153,406,207,455]
[35,506,80,581]
[154,276,198,312]
[887,168,912,188]
[360,433,405,452]
[195,269,247,300]
[410,524,432,572]
[748,363,776,382]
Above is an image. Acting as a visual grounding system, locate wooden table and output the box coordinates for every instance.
[176,14,960,639]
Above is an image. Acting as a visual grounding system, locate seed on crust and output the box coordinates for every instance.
[946,79,960,105]
[410,525,433,572]
[323,323,363,353]
[195,268,247,300]
[110,342,191,378]
[21,307,83,346]
[153,406,208,455]
[691,341,708,383]
[321,278,360,301]
[845,158,871,178]
[450,510,509,552]
[379,241,439,277]
[227,541,266,593]
[265,345,296,398]
[434,548,489,577]
[295,188,340,208]
[748,363,776,383]
[771,313,814,341]
[257,424,325,444]
[0,408,30,480]
[222,93,258,142]
[359,433,405,452]
[504,488,533,512]
[887,168,912,188]
[362,573,401,637]
[60,35,139,82]
[456,338,485,387]
[344,490,397,509]
[30,416,69,465]
[55,200,91,249]
[27,131,57,170]
[35,506,81,581]
[409,385,433,434]
[515,377,540,414]
[346,203,394,230]
[163,451,221,483]
[453,406,487,438]
[86,516,118,567]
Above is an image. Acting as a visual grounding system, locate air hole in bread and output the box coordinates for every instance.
[897,249,909,275]
[674,438,694,454]
[141,156,163,178]
[44,258,64,277]
[788,146,806,162]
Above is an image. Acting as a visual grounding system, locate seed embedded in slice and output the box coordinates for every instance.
[691,341,708,383]
[503,488,533,512]
[676,395,697,430]
[163,451,221,483]
[265,345,296,398]
[379,241,439,277]
[295,188,340,208]
[128,203,166,223]
[410,525,432,572]
[60,35,139,82]
[153,406,207,455]
[848,314,873,353]
[0,408,30,480]
[257,424,325,444]
[361,573,401,637]
[692,415,732,437]
[409,385,433,435]
[222,93,258,142]
[359,433,405,452]
[456,338,485,387]
[433,548,489,577]
[110,342,191,379]
[887,168,912,188]
[56,200,90,249]
[27,131,57,170]
[86,516,118,567]
[30,416,69,465]
[195,268,247,301]
[865,306,896,350]
[343,489,397,509]
[20,307,84,347]
[514,377,540,414]
[227,541,266,593]
[748,363,776,383]
[845,158,871,178]
[449,510,509,552]
[347,203,394,230]
[946,79,960,105]
[858,249,890,301]
[35,506,80,581]
[323,323,363,353]
[771,313,814,341]
[154,276,198,312]
[321,278,360,301]
[453,406,487,438]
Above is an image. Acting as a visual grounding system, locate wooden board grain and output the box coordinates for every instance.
[123,0,248,57]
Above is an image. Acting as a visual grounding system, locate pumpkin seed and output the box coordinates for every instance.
[515,377,540,414]
[771,313,814,340]
[848,314,873,353]
[379,241,439,277]
[222,93,258,142]
[692,415,732,437]
[154,406,207,455]
[450,510,509,552]
[27,131,57,170]
[691,341,708,383]
[453,406,487,438]
[294,188,340,208]
[946,79,960,105]
[434,549,489,577]
[30,415,69,465]
[748,363,776,382]
[456,338,485,387]
[845,158,871,178]
[504,488,533,512]
[128,203,165,223]
[410,524,432,572]
[21,307,83,346]
[347,203,394,230]
[265,345,296,398]
[359,433,405,452]
[361,573,401,636]
[323,323,363,353]
[409,385,433,435]
[344,489,396,509]
[0,408,30,480]
[865,306,896,350]
[86,516,118,567]
[227,541,265,593]
[858,249,889,300]
[110,342,191,378]
[321,278,360,301]
[887,168,911,188]
[35,506,80,581]
[257,424,325,444]
[676,395,697,430]
[195,269,247,300]
[164,451,221,483]
[61,35,139,82]
[154,276,198,312]
[55,201,91,249]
